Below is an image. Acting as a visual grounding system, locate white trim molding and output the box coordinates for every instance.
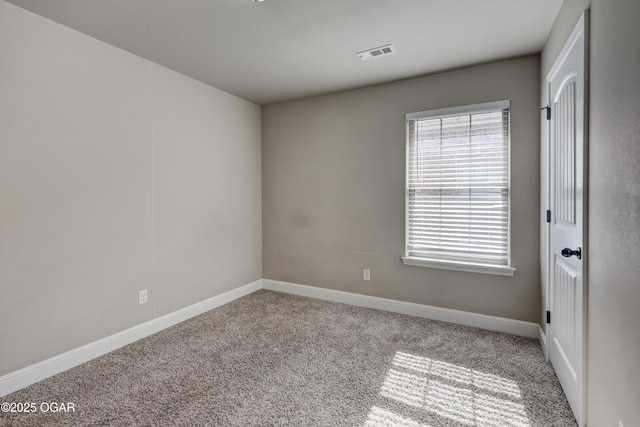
[263,279,538,338]
[0,279,262,397]
[402,256,516,276]
[538,324,549,360]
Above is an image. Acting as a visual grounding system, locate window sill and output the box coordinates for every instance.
[401,257,516,277]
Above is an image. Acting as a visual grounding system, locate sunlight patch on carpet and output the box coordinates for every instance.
[365,351,531,427]
[365,406,431,427]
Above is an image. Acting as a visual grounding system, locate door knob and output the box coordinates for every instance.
[561,247,582,260]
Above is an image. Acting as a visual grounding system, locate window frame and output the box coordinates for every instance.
[402,100,516,277]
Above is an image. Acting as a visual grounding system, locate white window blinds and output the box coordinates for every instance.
[405,101,511,267]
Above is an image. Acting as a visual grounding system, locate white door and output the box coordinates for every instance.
[547,11,588,426]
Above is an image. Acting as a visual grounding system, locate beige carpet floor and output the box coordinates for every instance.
[1,290,577,426]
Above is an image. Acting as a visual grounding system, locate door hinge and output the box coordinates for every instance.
[541,105,551,120]
[546,311,551,324]
[546,210,551,223]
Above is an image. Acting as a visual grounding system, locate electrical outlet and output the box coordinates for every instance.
[138,289,148,305]
[363,269,371,281]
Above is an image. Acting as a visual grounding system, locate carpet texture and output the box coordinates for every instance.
[1,290,577,426]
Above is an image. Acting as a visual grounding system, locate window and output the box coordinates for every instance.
[402,100,515,276]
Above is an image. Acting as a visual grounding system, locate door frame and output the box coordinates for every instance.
[542,9,589,426]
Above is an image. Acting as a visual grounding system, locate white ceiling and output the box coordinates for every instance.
[7,0,563,105]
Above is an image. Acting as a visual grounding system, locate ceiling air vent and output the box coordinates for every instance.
[356,44,396,61]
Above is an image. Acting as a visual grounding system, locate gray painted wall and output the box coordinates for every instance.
[0,2,262,376]
[541,0,640,425]
[263,55,541,322]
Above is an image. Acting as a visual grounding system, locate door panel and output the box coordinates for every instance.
[553,257,578,382]
[555,78,577,226]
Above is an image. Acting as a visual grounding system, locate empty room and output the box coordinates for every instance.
[1,0,638,426]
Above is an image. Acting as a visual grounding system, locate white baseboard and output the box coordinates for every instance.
[538,324,549,360]
[263,279,539,338]
[0,279,262,397]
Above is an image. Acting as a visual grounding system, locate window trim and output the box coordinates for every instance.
[401,256,516,276]
[403,100,516,277]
